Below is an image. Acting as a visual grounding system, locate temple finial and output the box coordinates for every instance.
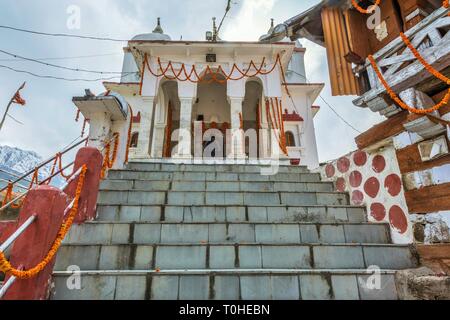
[153,17,164,34]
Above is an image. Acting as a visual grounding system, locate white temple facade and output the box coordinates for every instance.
[79,19,324,169]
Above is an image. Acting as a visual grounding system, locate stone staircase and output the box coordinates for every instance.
[50,163,418,300]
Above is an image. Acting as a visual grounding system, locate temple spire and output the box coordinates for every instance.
[153,17,164,34]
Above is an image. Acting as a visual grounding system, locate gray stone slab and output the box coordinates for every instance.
[155,246,207,269]
[271,276,300,300]
[140,206,162,222]
[244,193,279,206]
[207,181,239,192]
[299,275,332,300]
[357,274,398,300]
[133,224,161,244]
[118,206,141,222]
[127,191,165,205]
[172,181,205,192]
[97,191,128,205]
[55,245,100,271]
[96,206,119,221]
[52,275,117,300]
[133,245,154,270]
[209,246,235,268]
[299,225,319,243]
[208,224,227,243]
[111,223,130,244]
[168,192,204,205]
[134,180,171,191]
[344,225,390,244]
[248,207,268,222]
[226,207,246,222]
[331,275,360,300]
[255,224,301,243]
[313,246,365,269]
[363,246,416,269]
[164,206,184,222]
[327,207,348,222]
[213,276,240,300]
[65,224,113,244]
[280,193,317,206]
[239,245,262,268]
[100,180,133,191]
[98,245,131,270]
[318,225,345,243]
[240,276,272,300]
[261,246,311,269]
[179,276,210,300]
[160,224,208,243]
[115,276,147,300]
[346,208,367,222]
[227,224,255,242]
[316,193,348,206]
[151,276,179,300]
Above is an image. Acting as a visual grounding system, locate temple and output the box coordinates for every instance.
[75,18,324,169]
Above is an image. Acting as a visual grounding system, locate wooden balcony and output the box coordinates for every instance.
[353,6,450,118]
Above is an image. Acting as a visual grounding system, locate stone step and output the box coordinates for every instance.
[106,170,322,183]
[97,191,349,206]
[126,162,310,174]
[63,222,390,245]
[100,179,334,193]
[55,243,417,271]
[51,269,399,300]
[96,205,367,223]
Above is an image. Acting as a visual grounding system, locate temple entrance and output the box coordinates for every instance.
[192,73,230,159]
[243,79,264,159]
[159,80,180,158]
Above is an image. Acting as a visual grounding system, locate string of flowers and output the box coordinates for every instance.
[0,165,87,279]
[368,55,450,114]
[140,53,282,85]
[351,0,381,14]
[100,133,120,179]
[400,32,450,85]
[1,183,22,209]
[265,98,288,155]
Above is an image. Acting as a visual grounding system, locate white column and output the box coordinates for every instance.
[136,97,155,158]
[87,112,112,149]
[229,97,246,159]
[175,97,194,159]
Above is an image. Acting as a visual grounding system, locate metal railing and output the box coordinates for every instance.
[0,214,36,299]
[0,137,88,194]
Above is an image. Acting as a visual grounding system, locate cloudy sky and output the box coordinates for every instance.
[0,0,383,163]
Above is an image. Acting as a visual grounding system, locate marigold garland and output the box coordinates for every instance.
[400,32,450,85]
[351,0,381,14]
[265,98,288,155]
[100,133,120,179]
[0,165,87,279]
[1,183,22,209]
[368,55,450,114]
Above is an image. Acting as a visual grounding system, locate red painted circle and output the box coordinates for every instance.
[353,151,368,167]
[351,190,364,205]
[336,177,346,192]
[325,164,335,178]
[389,205,408,234]
[364,177,380,198]
[370,203,386,221]
[349,171,363,188]
[337,157,351,173]
[372,155,386,173]
[384,174,402,197]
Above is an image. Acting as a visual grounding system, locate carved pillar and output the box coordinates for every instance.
[136,97,155,158]
[229,97,246,159]
[174,97,194,159]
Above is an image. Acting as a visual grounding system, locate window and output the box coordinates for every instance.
[285,131,296,147]
[130,132,139,148]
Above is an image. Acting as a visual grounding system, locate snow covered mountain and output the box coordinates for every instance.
[0,145,63,188]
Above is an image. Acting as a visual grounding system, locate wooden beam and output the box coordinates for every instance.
[433,90,450,116]
[355,111,409,149]
[397,144,450,173]
[405,182,450,213]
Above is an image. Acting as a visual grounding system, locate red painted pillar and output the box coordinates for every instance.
[2,186,69,300]
[64,147,102,223]
[0,221,17,244]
